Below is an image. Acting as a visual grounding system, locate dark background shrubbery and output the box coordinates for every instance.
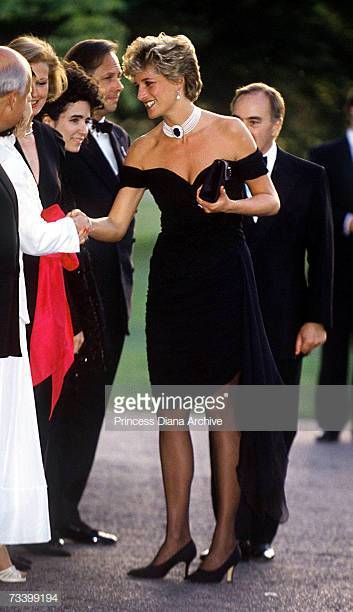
[1,0,352,154]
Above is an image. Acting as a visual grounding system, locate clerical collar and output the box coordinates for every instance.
[162,105,202,139]
[0,127,14,138]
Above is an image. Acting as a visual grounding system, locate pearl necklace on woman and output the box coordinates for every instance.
[162,105,202,139]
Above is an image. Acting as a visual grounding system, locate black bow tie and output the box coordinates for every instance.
[263,156,268,167]
[92,119,113,134]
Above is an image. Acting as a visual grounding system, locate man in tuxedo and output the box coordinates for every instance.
[42,40,135,550]
[310,89,353,443]
[230,82,333,559]
[65,38,134,384]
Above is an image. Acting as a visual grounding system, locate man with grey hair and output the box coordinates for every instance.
[229,82,334,560]
[0,48,29,99]
[0,46,87,580]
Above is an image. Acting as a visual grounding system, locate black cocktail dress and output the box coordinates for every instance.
[121,149,288,524]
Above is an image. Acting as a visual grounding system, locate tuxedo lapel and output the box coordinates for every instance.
[80,133,119,191]
[271,148,300,204]
[0,165,18,223]
[245,148,299,240]
[339,137,353,193]
[106,121,125,171]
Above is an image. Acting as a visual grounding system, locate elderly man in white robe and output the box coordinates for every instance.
[0,46,88,582]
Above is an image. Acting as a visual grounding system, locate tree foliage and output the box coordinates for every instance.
[1,0,352,154]
[0,0,127,55]
[121,0,353,154]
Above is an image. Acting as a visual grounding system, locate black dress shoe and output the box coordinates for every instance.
[200,541,251,562]
[25,538,71,557]
[250,543,275,561]
[199,540,274,562]
[62,521,117,545]
[316,431,339,443]
[239,540,252,561]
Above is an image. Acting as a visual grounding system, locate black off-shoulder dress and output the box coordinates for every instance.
[121,149,288,524]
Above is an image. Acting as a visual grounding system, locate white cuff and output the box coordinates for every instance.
[343,213,353,236]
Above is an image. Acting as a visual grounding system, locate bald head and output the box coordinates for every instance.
[0,47,31,132]
[0,46,31,98]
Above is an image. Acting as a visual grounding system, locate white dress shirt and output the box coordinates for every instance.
[0,134,79,323]
[245,141,277,222]
[90,118,119,175]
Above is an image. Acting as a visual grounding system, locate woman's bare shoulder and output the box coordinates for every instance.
[205,111,249,136]
[200,110,256,159]
[125,124,162,168]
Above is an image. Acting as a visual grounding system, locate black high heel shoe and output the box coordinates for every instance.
[186,544,241,583]
[127,540,197,579]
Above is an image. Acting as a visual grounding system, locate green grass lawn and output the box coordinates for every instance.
[116,193,159,386]
[116,193,323,418]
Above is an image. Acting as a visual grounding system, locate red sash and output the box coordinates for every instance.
[30,204,79,418]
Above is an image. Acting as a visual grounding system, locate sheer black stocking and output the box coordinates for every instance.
[152,430,194,565]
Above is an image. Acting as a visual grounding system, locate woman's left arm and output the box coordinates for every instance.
[197,118,280,216]
[197,174,279,216]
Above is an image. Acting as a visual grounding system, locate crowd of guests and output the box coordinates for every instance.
[0,31,351,585]
[0,36,132,582]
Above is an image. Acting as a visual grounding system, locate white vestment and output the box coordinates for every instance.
[0,134,79,544]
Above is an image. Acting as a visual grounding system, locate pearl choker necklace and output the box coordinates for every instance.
[162,105,202,139]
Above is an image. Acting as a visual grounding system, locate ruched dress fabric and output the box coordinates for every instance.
[121,149,288,524]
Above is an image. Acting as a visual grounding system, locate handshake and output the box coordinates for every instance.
[68,209,93,244]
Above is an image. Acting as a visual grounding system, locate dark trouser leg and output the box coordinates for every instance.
[234,357,302,544]
[33,376,52,461]
[46,366,106,532]
[316,298,352,432]
[47,332,125,533]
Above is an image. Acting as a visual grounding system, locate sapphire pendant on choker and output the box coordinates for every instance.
[162,106,202,139]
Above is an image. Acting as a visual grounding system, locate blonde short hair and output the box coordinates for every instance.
[9,35,67,101]
[123,32,203,102]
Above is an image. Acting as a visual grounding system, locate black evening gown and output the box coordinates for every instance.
[121,149,288,524]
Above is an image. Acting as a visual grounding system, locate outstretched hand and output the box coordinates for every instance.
[67,209,92,244]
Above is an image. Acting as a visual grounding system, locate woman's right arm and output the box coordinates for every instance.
[88,184,145,242]
[87,137,147,242]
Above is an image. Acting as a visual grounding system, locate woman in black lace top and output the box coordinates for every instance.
[83,33,287,583]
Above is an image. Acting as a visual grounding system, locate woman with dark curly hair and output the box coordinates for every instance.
[42,61,102,152]
[41,60,117,555]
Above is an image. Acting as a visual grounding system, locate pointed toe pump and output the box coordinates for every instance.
[186,544,241,584]
[128,540,197,579]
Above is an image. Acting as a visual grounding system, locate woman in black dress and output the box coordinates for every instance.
[85,33,287,583]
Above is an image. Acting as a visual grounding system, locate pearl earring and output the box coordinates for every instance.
[176,91,181,100]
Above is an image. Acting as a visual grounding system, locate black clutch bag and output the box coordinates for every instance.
[199,159,232,203]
